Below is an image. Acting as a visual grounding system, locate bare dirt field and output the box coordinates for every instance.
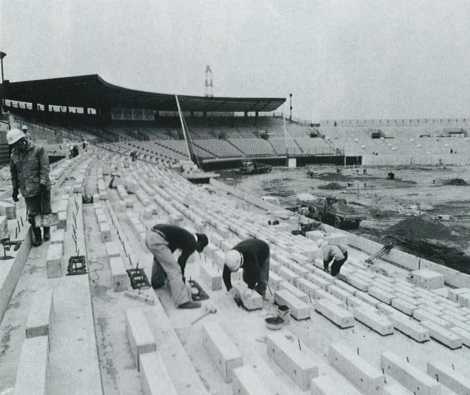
[220,164,470,273]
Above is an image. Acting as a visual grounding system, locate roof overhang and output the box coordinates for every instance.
[2,74,285,112]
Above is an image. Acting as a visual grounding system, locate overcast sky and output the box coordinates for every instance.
[1,0,470,121]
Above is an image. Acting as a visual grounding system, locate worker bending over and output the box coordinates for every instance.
[145,224,208,309]
[223,238,270,301]
[8,128,51,246]
[322,243,348,277]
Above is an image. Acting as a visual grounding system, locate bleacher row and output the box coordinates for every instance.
[3,143,470,394]
[88,150,470,394]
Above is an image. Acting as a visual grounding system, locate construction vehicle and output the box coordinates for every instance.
[297,195,364,229]
[238,161,272,175]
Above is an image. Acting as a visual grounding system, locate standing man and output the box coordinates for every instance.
[8,128,51,246]
[322,243,348,277]
[145,224,208,309]
[223,238,270,300]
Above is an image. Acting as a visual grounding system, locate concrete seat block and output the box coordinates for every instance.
[368,286,394,304]
[328,342,385,394]
[420,320,462,349]
[278,266,298,284]
[307,274,331,290]
[50,228,65,244]
[353,306,394,336]
[390,314,430,342]
[275,289,311,320]
[410,269,444,290]
[381,351,441,395]
[57,210,67,229]
[14,336,49,395]
[126,309,157,371]
[99,222,112,243]
[315,299,354,328]
[427,360,470,395]
[232,366,273,395]
[232,284,263,310]
[268,271,284,291]
[25,288,54,339]
[295,278,320,298]
[46,242,63,278]
[413,309,451,328]
[266,331,318,391]
[448,288,470,303]
[278,281,310,303]
[105,241,121,258]
[327,285,352,302]
[202,321,243,383]
[311,374,362,395]
[391,298,418,316]
[139,352,178,395]
[109,256,129,292]
[450,326,470,347]
[200,263,223,291]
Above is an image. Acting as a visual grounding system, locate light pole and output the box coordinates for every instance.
[0,51,6,116]
[0,51,6,84]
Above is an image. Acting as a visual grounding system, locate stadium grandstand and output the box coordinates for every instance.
[1,74,356,169]
[2,74,470,395]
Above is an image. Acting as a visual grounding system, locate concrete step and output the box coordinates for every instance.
[25,288,54,339]
[266,331,318,391]
[274,289,311,320]
[380,351,441,395]
[139,352,178,395]
[14,336,49,395]
[427,360,470,395]
[315,299,354,329]
[328,342,385,394]
[202,321,243,383]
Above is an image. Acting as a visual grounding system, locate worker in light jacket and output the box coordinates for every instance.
[145,224,208,309]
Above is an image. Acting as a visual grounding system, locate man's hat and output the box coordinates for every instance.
[6,128,26,145]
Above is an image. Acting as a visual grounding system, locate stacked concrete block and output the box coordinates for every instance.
[420,320,462,349]
[315,299,354,328]
[109,256,129,292]
[353,306,394,335]
[266,331,318,391]
[50,228,65,245]
[278,281,310,303]
[381,351,441,395]
[105,241,121,259]
[389,314,430,342]
[391,298,419,316]
[14,336,49,395]
[274,289,311,320]
[427,361,470,394]
[202,322,243,383]
[328,343,385,394]
[46,242,63,278]
[232,366,273,395]
[232,284,263,310]
[409,269,444,290]
[25,288,54,338]
[413,309,451,328]
[126,309,157,371]
[200,263,223,291]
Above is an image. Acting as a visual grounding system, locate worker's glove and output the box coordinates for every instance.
[12,190,19,202]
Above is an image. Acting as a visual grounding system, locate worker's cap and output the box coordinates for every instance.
[195,233,208,252]
[224,250,242,272]
[21,125,28,131]
[6,128,26,145]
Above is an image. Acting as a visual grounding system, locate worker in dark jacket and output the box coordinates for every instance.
[145,224,208,309]
[223,238,270,300]
[8,128,51,246]
[322,243,348,277]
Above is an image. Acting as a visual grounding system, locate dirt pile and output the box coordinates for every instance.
[385,215,456,242]
[317,182,346,190]
[443,178,468,186]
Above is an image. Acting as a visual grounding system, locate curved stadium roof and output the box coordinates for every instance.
[2,74,285,113]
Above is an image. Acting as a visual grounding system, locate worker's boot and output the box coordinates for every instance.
[31,227,42,247]
[43,227,50,242]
